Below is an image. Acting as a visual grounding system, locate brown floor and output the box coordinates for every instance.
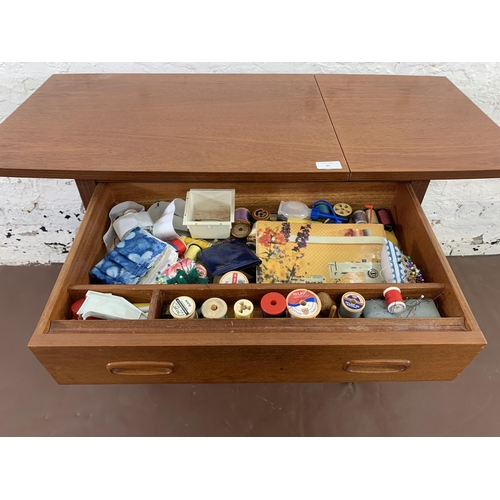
[1,256,499,437]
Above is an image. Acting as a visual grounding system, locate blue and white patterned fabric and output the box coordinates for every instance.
[90,227,167,284]
[381,238,405,283]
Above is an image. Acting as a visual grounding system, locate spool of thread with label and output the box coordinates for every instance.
[201,297,228,319]
[365,205,379,224]
[261,292,287,318]
[352,210,367,224]
[185,243,202,261]
[252,208,271,222]
[383,286,407,314]
[234,299,254,319]
[286,289,321,319]
[231,207,252,238]
[334,202,352,218]
[169,296,198,320]
[339,292,365,318]
[377,209,394,231]
[219,271,249,284]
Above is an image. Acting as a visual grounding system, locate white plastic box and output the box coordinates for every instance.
[183,189,235,239]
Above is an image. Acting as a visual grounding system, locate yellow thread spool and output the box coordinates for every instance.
[185,243,202,261]
[234,299,254,319]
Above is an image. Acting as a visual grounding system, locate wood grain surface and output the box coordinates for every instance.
[0,74,349,182]
[316,74,500,181]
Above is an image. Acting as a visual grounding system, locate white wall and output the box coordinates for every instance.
[1,62,500,264]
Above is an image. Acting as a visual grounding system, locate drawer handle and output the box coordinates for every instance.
[343,359,411,374]
[106,361,175,376]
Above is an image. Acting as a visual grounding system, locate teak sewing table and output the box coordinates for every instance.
[1,74,499,384]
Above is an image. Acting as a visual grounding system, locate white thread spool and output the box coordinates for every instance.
[169,296,198,320]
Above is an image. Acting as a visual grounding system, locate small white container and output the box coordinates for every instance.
[183,189,235,239]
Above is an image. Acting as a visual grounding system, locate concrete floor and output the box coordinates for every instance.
[1,256,499,436]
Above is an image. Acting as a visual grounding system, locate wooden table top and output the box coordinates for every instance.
[1,73,500,182]
[316,74,500,181]
[0,74,348,182]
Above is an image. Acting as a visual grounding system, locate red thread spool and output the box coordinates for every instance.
[261,292,287,317]
[168,238,187,256]
[383,286,406,314]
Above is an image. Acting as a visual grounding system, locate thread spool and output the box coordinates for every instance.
[185,243,202,261]
[181,236,211,250]
[219,271,249,284]
[352,210,367,224]
[252,208,271,222]
[365,205,379,224]
[169,296,198,320]
[168,237,187,256]
[231,208,252,238]
[261,292,287,318]
[333,202,352,217]
[234,299,254,319]
[286,289,321,319]
[201,297,228,319]
[317,292,334,317]
[339,292,365,318]
[383,286,407,314]
[377,209,394,231]
[314,202,331,214]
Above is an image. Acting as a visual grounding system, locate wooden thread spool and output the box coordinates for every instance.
[201,298,228,319]
[252,208,271,222]
[339,292,365,318]
[219,271,249,284]
[286,289,321,319]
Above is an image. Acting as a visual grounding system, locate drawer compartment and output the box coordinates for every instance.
[28,181,486,384]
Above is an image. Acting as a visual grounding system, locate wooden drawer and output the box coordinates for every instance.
[28,181,486,384]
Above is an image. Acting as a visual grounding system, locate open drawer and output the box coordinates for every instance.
[28,181,486,384]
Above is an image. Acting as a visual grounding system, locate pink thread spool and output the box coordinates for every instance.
[383,286,406,314]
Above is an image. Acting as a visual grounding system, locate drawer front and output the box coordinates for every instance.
[29,180,487,384]
[31,341,483,384]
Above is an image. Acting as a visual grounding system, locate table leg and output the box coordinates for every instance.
[411,180,430,204]
[75,180,97,209]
